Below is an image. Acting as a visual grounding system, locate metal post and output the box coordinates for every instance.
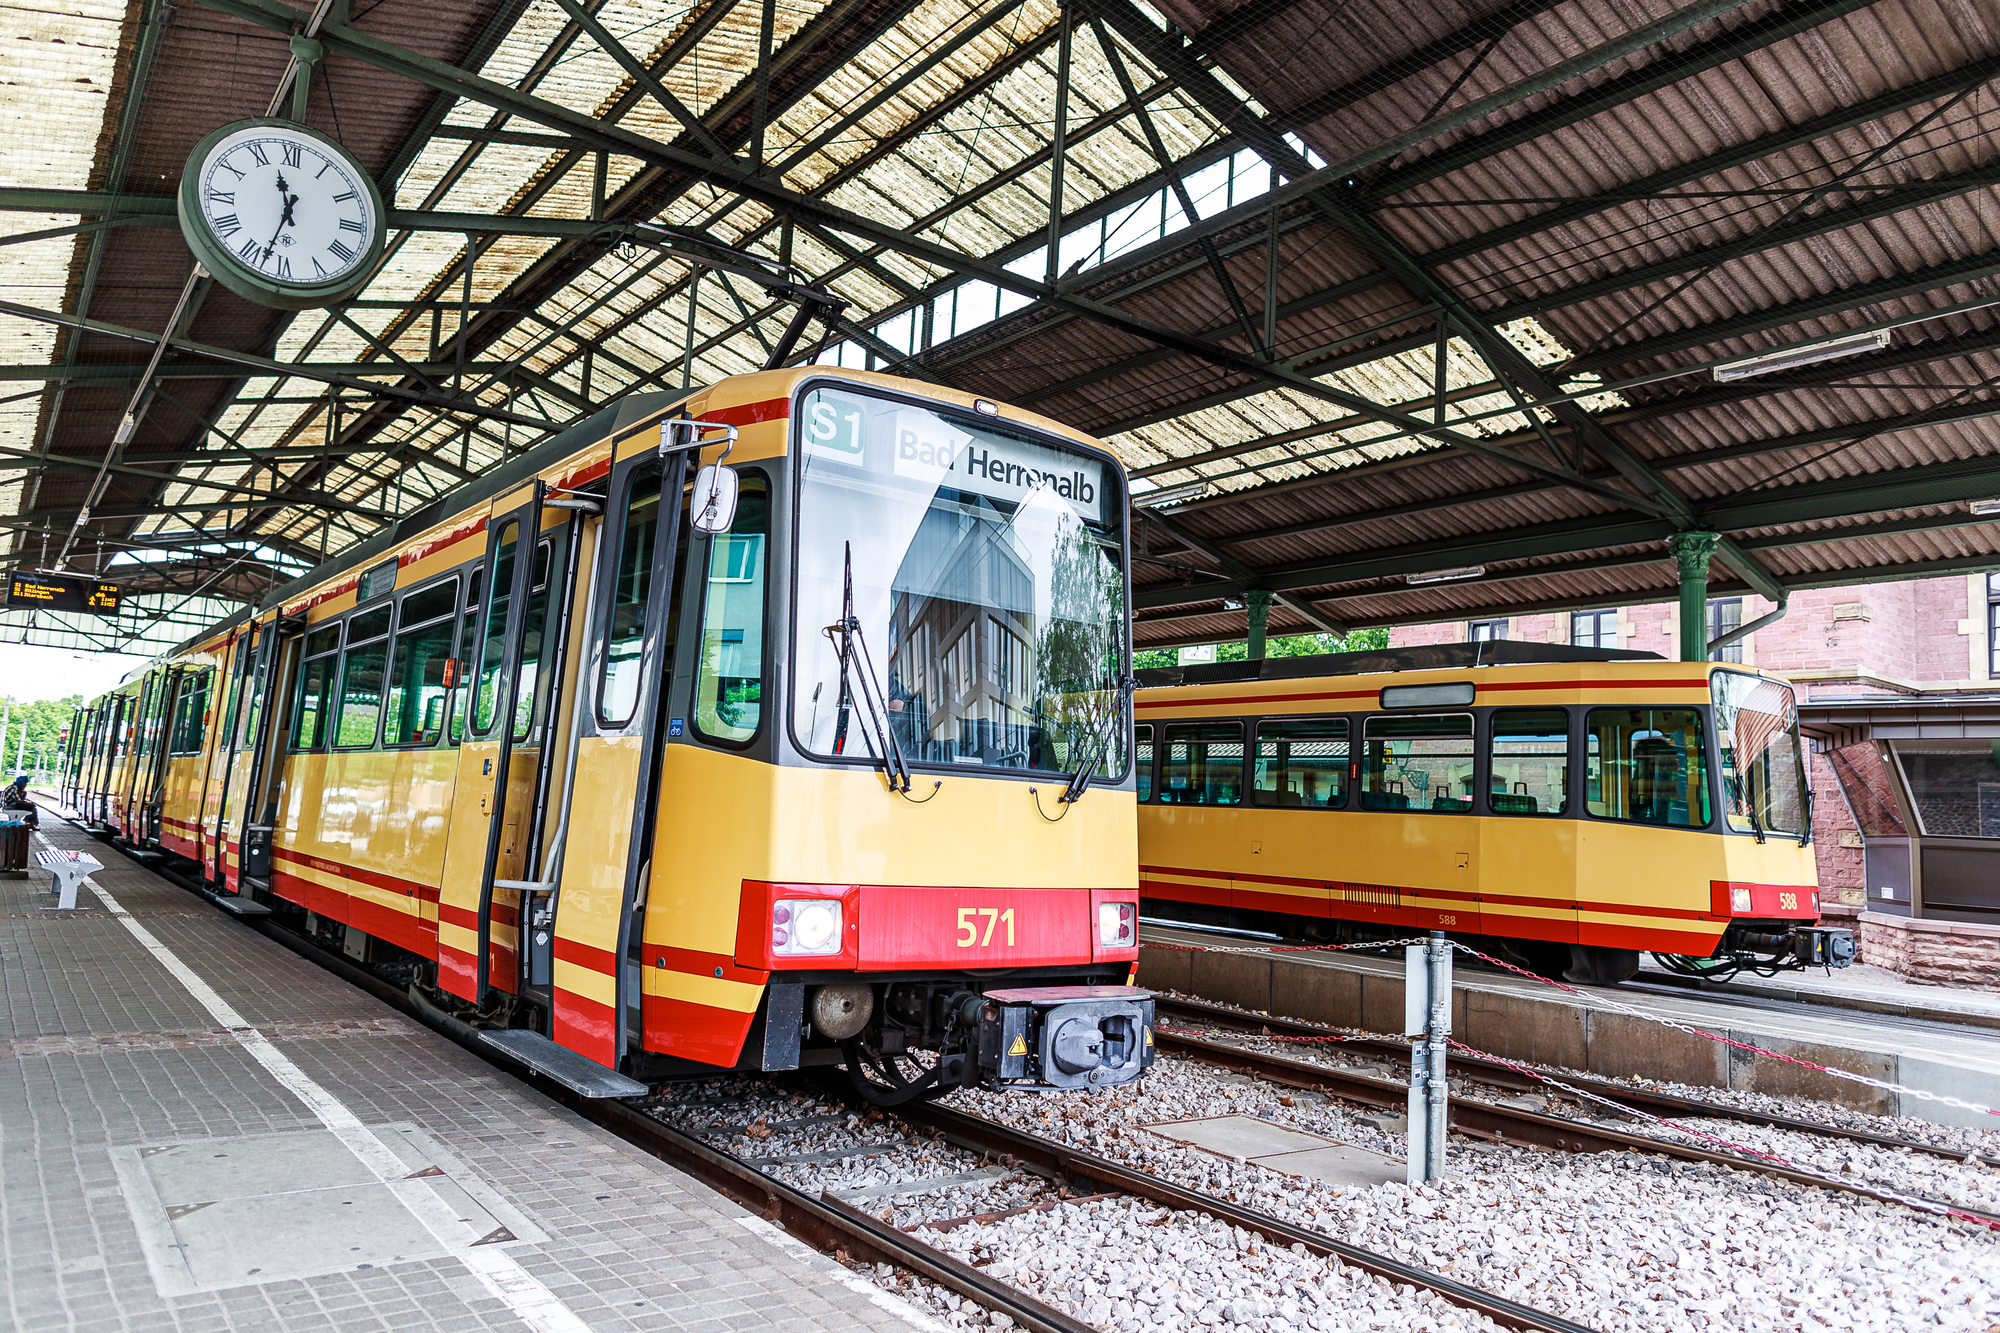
[1667,531,1720,663]
[1404,931,1451,1184]
[1245,588,1272,660]
[1044,0,1073,287]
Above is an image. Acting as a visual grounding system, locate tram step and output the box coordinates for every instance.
[477,1029,648,1098]
[212,893,271,916]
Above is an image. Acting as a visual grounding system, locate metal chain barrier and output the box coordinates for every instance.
[1448,942,2000,1120]
[1143,930,1999,1118]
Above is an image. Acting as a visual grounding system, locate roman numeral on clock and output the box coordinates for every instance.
[210,214,240,238]
[339,218,362,234]
[311,255,328,278]
[206,189,234,207]
[247,143,269,166]
[331,190,357,203]
[327,239,356,264]
[273,256,292,280]
[238,237,261,262]
[281,142,301,167]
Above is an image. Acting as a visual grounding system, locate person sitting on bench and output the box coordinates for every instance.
[2,775,38,829]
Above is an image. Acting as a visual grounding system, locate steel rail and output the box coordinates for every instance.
[1153,1001,2000,1214]
[896,1099,1600,1333]
[1156,995,2000,1168]
[89,822,1595,1333]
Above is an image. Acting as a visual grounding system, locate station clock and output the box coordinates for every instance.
[177,119,385,310]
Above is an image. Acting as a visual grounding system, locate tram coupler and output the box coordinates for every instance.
[974,985,1155,1090]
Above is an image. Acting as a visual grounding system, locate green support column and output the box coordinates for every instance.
[1666,531,1720,663]
[1245,589,1274,660]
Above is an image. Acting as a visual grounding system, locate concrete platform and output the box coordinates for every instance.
[3,818,931,1333]
[1138,925,2000,1131]
[1144,1114,1403,1189]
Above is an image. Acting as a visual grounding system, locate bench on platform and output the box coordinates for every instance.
[34,849,101,910]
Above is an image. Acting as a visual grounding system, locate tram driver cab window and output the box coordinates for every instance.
[1586,708,1710,827]
[1362,714,1473,812]
[1160,723,1242,805]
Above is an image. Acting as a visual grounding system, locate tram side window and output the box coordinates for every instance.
[511,540,555,744]
[1253,718,1349,808]
[1586,708,1710,827]
[448,567,482,745]
[335,605,393,748]
[600,462,664,727]
[1489,709,1569,815]
[385,577,459,747]
[1135,725,1153,802]
[1160,723,1243,805]
[293,625,342,750]
[473,522,520,736]
[694,475,769,744]
[170,670,213,755]
[1362,714,1474,812]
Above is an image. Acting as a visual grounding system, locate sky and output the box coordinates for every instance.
[0,644,149,705]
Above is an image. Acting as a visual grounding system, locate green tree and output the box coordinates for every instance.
[0,694,85,778]
[1132,627,1390,671]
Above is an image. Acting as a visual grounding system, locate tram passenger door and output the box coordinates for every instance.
[437,484,551,1003]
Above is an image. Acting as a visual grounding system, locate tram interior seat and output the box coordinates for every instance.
[1361,791,1409,811]
[1489,792,1539,814]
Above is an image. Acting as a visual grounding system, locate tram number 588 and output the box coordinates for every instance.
[1779,892,1798,911]
[956,906,1016,947]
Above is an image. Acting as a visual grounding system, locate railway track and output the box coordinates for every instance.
[109,838,1593,1333]
[1153,995,2000,1223]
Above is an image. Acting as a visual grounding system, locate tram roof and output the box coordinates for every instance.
[5,0,2000,657]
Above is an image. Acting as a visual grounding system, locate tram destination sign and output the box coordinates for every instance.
[6,571,120,617]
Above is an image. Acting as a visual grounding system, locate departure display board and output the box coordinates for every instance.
[7,571,121,617]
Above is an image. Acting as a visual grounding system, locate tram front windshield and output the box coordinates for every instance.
[1712,670,1808,836]
[791,385,1128,776]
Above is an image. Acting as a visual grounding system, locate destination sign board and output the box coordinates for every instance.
[7,571,121,617]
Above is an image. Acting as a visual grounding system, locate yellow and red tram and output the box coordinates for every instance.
[64,368,1152,1100]
[1133,644,1853,984]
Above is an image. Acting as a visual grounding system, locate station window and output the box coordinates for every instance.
[1586,708,1709,827]
[1134,724,1153,802]
[600,462,664,728]
[293,625,341,751]
[1489,709,1568,815]
[1159,722,1243,805]
[1707,598,1743,663]
[1252,717,1348,808]
[384,577,458,747]
[1571,609,1617,649]
[334,605,392,748]
[1988,573,2000,676]
[1362,714,1474,812]
[693,475,769,744]
[1469,619,1507,643]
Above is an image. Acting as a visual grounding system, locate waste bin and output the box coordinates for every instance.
[0,816,29,873]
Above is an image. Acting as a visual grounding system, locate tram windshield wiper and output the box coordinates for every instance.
[823,542,913,794]
[1055,674,1140,805]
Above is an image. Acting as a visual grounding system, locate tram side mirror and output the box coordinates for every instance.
[690,463,738,534]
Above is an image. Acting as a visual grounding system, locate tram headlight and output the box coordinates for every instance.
[775,899,843,955]
[1098,901,1135,947]
[1730,887,1753,914]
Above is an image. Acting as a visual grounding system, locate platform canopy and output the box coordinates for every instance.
[2,0,1998,654]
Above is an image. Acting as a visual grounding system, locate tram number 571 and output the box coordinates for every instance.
[956,906,1016,947]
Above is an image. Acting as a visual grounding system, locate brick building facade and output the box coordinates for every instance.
[1389,574,2000,987]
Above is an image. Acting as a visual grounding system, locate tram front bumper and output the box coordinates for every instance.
[975,984,1154,1090]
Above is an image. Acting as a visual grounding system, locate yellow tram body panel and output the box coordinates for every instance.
[1137,660,1819,959]
[67,366,1147,1088]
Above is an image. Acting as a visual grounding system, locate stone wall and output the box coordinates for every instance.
[1856,912,2000,990]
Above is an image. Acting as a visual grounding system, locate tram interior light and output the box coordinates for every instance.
[1099,901,1135,947]
[773,899,843,955]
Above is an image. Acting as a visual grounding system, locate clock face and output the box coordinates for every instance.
[177,120,384,309]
